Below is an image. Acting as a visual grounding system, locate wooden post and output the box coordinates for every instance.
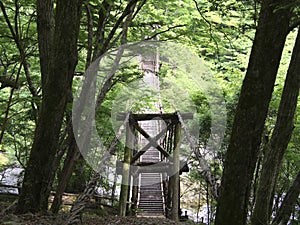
[131,173,139,215]
[167,175,174,219]
[119,116,134,217]
[162,172,168,216]
[171,120,181,221]
[178,176,181,218]
[126,175,132,215]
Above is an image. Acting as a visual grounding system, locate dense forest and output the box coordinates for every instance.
[0,0,299,224]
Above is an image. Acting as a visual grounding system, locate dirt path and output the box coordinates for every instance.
[1,214,193,225]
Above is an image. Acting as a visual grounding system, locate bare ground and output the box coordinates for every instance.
[0,199,194,225]
[1,214,193,225]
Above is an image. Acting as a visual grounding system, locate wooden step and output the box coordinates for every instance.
[137,121,165,216]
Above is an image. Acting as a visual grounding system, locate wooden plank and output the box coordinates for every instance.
[134,161,188,169]
[0,184,20,189]
[117,112,193,121]
[135,162,170,166]
[116,160,188,175]
[136,165,171,174]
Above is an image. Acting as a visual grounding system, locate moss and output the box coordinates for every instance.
[0,152,9,168]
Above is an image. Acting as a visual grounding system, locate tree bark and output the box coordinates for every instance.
[49,0,138,214]
[251,28,300,225]
[36,0,54,88]
[50,135,80,213]
[272,170,300,225]
[215,1,292,225]
[17,0,82,213]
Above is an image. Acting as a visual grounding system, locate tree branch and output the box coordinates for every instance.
[193,0,220,60]
[0,1,38,97]
[92,0,114,61]
[289,17,300,32]
[0,63,22,147]
[93,0,139,59]
[131,0,147,21]
[272,170,300,225]
[0,76,19,89]
[84,1,93,69]
[145,24,186,40]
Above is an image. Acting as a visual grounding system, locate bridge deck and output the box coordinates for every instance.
[137,120,165,216]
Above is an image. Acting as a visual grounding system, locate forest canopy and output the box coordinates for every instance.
[0,0,299,224]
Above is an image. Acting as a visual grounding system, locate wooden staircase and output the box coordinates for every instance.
[137,121,165,217]
[138,173,164,216]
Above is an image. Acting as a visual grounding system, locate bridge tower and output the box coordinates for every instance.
[117,112,191,221]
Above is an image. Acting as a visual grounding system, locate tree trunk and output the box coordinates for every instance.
[65,112,130,224]
[51,136,80,213]
[48,0,138,213]
[215,1,292,225]
[35,0,54,88]
[49,0,110,213]
[17,0,82,213]
[272,170,300,225]
[251,28,300,225]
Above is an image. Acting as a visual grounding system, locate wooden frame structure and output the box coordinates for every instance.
[118,111,192,221]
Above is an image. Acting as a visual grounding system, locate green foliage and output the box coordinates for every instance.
[0,0,299,220]
[0,0,39,167]
[0,152,9,169]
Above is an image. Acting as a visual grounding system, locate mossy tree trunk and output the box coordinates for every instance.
[17,0,82,213]
[49,0,139,214]
[251,28,300,225]
[215,1,292,224]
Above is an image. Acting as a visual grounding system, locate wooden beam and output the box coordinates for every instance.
[116,160,189,175]
[135,165,171,174]
[133,121,170,158]
[117,112,193,121]
[119,117,134,217]
[176,111,218,198]
[134,162,170,166]
[130,123,172,163]
[135,161,189,171]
